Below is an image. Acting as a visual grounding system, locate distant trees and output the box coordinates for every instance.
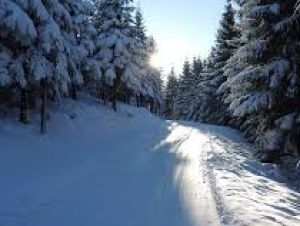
[0,0,163,133]
[166,57,205,121]
[171,0,239,123]
[174,60,192,119]
[164,68,178,119]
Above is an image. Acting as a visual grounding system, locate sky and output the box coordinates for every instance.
[135,0,226,75]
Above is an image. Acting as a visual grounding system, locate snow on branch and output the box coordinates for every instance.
[0,0,37,46]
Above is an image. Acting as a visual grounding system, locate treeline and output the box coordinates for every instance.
[165,0,300,169]
[0,0,163,133]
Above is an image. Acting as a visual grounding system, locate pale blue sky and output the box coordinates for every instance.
[136,0,226,75]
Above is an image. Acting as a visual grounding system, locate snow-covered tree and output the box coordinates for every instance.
[224,0,300,162]
[133,6,147,46]
[191,57,203,77]
[0,0,164,132]
[93,0,137,111]
[70,1,99,95]
[0,0,36,88]
[189,53,215,122]
[188,0,239,124]
[208,0,240,124]
[214,0,239,71]
[0,0,96,129]
[184,57,205,121]
[92,1,162,111]
[164,68,178,119]
[174,60,194,119]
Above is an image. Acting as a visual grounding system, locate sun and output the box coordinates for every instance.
[149,37,196,74]
[150,52,161,69]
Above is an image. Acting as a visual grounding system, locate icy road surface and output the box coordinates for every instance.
[0,100,299,226]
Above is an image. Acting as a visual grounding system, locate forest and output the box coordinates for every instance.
[0,0,164,133]
[165,0,300,171]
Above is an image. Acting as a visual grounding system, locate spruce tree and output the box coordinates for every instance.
[210,0,239,124]
[192,50,218,122]
[191,0,239,124]
[134,6,147,45]
[93,0,139,111]
[214,0,238,71]
[0,0,163,133]
[224,0,300,162]
[191,57,203,77]
[164,68,178,119]
[187,57,204,120]
[174,60,193,119]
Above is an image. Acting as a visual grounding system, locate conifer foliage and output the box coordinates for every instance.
[0,0,163,133]
[170,0,300,170]
[164,68,178,119]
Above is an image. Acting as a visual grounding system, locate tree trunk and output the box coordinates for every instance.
[71,82,77,100]
[150,98,154,113]
[40,79,47,135]
[111,86,117,111]
[112,67,122,112]
[19,87,29,124]
[136,94,140,107]
[140,94,144,107]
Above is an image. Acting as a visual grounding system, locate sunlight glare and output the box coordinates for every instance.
[150,37,198,75]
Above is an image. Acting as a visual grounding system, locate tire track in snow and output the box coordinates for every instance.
[200,133,243,226]
[167,124,222,226]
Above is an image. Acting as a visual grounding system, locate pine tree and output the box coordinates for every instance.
[190,0,239,124]
[1,0,94,132]
[174,60,194,119]
[191,51,218,122]
[0,0,36,88]
[191,57,203,77]
[19,88,29,124]
[92,1,163,111]
[214,0,238,71]
[186,57,204,120]
[93,0,139,111]
[224,0,300,162]
[209,0,240,124]
[0,0,163,134]
[131,8,164,111]
[134,6,147,45]
[164,68,178,119]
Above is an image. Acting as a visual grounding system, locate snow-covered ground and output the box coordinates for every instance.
[0,99,299,226]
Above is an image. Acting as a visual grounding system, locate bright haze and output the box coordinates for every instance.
[136,0,226,75]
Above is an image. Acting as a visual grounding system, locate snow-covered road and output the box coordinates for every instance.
[0,101,299,226]
[166,122,300,226]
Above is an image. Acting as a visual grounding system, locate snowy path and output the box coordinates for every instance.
[0,101,300,226]
[167,123,300,226]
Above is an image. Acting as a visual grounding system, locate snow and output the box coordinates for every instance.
[248,3,280,18]
[275,113,297,131]
[260,129,284,151]
[0,0,37,46]
[0,99,300,226]
[198,124,300,226]
[0,46,13,86]
[38,18,64,54]
[29,54,53,81]
[229,91,274,117]
[10,58,27,87]
[14,0,49,22]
